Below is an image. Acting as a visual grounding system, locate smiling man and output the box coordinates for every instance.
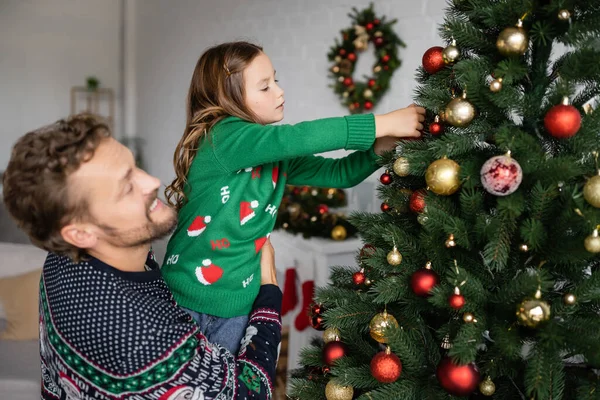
[2,113,282,400]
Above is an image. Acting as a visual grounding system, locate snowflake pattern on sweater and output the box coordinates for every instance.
[39,252,281,399]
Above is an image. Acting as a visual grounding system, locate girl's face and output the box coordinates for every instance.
[243,52,285,124]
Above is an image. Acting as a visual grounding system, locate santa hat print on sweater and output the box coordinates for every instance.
[272,166,279,188]
[254,233,271,253]
[195,259,223,285]
[187,216,211,237]
[240,200,259,226]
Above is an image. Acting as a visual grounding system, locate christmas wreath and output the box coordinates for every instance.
[328,4,405,113]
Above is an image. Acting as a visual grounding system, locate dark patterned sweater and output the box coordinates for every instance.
[39,252,282,400]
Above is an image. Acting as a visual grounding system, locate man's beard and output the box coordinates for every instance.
[97,201,178,248]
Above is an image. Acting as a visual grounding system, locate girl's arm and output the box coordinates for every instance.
[286,147,380,188]
[212,114,375,173]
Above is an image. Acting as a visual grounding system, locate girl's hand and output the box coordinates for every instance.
[373,136,398,156]
[375,104,426,139]
[259,239,278,286]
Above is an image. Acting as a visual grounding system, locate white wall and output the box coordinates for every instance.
[0,0,122,170]
[134,0,448,187]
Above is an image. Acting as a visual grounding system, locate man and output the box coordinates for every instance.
[2,114,281,400]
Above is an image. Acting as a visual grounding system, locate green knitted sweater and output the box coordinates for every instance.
[162,114,379,318]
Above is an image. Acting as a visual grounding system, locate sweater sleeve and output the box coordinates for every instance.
[144,285,283,399]
[286,146,381,188]
[211,114,375,173]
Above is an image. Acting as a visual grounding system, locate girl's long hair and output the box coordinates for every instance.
[165,41,263,210]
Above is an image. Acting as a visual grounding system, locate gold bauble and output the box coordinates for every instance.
[387,246,403,265]
[442,41,460,64]
[558,9,571,20]
[338,76,345,83]
[516,298,551,328]
[425,157,461,195]
[374,31,383,37]
[393,157,410,177]
[584,229,600,253]
[331,66,340,74]
[369,311,399,343]
[342,91,349,98]
[583,175,600,208]
[331,225,348,241]
[463,312,476,323]
[490,78,503,92]
[444,96,475,127]
[373,65,382,73]
[334,56,342,63]
[479,376,496,396]
[323,327,341,344]
[519,243,529,252]
[563,293,577,306]
[445,234,456,248]
[288,202,302,219]
[496,20,529,56]
[363,89,373,98]
[325,380,354,400]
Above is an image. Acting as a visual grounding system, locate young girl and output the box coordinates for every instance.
[163,41,425,353]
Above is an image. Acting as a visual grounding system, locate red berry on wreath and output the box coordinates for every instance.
[544,97,581,139]
[317,204,329,215]
[382,54,390,63]
[374,37,385,47]
[347,53,357,62]
[380,172,392,185]
[343,77,353,86]
[368,79,376,87]
[353,102,360,109]
[422,46,445,74]
[366,22,374,30]
[381,202,391,212]
[365,101,373,110]
[383,65,389,71]
[374,18,380,25]
[409,190,426,213]
[339,49,347,56]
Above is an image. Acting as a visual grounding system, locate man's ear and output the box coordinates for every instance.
[60,223,98,250]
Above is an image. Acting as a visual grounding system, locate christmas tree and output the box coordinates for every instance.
[275,186,357,241]
[290,1,600,399]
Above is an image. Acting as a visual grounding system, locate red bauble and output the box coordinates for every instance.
[436,357,480,396]
[370,350,402,383]
[368,79,376,87]
[366,22,374,30]
[429,122,444,136]
[352,271,366,285]
[381,202,391,212]
[365,101,373,110]
[382,54,390,63]
[544,104,582,138]
[317,204,329,215]
[374,37,385,47]
[311,315,325,331]
[380,172,392,185]
[339,49,347,56]
[422,46,445,74]
[347,53,357,62]
[410,268,439,297]
[448,293,466,310]
[409,190,426,213]
[323,341,348,366]
[343,77,353,86]
[311,303,323,316]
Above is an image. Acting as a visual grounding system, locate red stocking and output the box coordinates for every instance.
[294,280,315,331]
[281,267,298,316]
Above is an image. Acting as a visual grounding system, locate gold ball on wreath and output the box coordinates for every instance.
[444,95,475,127]
[387,246,403,265]
[369,311,399,343]
[496,20,529,56]
[425,157,461,195]
[331,66,340,74]
[373,65,382,73]
[479,376,496,396]
[584,229,600,253]
[325,380,354,400]
[363,89,373,98]
[393,157,410,177]
[323,327,341,344]
[583,175,600,208]
[516,298,551,328]
[331,225,348,241]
